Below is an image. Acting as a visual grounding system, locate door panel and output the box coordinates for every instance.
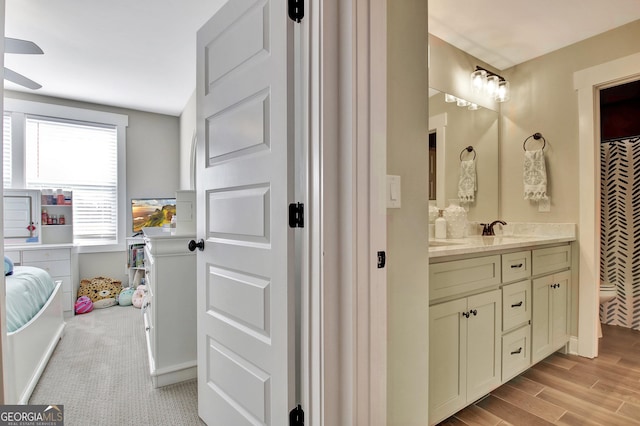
[196,0,294,424]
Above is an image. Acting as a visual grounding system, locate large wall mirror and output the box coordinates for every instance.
[428,88,499,221]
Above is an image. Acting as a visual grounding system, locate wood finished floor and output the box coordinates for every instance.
[438,324,640,425]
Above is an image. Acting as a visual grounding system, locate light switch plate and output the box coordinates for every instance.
[387,175,401,208]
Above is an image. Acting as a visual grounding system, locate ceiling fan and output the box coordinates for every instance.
[4,37,43,90]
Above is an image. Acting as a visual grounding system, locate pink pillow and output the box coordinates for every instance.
[75,296,94,314]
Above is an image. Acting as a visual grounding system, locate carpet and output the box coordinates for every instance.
[29,305,205,425]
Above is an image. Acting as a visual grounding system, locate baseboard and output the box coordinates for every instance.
[568,335,579,355]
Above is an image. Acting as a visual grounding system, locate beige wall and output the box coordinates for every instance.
[500,20,640,335]
[387,1,430,424]
[4,90,180,284]
[500,19,640,222]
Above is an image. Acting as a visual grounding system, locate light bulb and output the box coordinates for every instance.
[495,80,510,102]
[470,69,487,94]
[485,75,499,97]
[456,98,470,107]
[444,93,457,103]
[468,103,479,111]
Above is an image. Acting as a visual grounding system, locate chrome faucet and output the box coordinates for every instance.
[481,220,507,236]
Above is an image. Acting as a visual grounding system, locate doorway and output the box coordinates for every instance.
[598,79,640,332]
[575,51,640,358]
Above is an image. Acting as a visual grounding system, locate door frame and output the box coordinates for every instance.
[574,51,640,358]
[310,0,387,424]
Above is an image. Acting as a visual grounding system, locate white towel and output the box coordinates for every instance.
[523,149,548,201]
[458,159,476,202]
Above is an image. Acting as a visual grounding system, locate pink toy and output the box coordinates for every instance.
[75,296,94,314]
[132,285,147,309]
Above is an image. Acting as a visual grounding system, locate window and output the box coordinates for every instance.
[4,99,128,251]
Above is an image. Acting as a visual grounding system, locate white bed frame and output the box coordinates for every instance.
[5,280,65,404]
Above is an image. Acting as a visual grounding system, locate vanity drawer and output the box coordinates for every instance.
[430,255,501,302]
[502,325,531,382]
[502,251,531,283]
[532,245,571,276]
[502,280,531,331]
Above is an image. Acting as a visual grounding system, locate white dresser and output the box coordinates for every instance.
[5,245,77,315]
[141,228,197,387]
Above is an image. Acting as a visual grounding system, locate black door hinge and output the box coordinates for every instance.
[289,203,304,228]
[377,251,386,268]
[288,0,304,23]
[289,404,304,426]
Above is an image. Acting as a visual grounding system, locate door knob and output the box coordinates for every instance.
[188,239,205,252]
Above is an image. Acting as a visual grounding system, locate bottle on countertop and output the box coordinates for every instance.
[435,209,447,239]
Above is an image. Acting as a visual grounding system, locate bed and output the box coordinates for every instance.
[5,265,65,404]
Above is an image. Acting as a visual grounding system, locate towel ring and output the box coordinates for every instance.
[460,146,476,161]
[523,132,546,151]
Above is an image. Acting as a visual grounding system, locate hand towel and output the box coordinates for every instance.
[523,149,548,201]
[458,159,476,202]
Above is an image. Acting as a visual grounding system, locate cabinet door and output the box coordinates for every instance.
[466,290,501,402]
[551,270,570,349]
[429,298,467,425]
[532,272,570,363]
[531,275,552,363]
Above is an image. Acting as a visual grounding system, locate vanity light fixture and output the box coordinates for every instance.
[443,93,481,111]
[470,66,510,103]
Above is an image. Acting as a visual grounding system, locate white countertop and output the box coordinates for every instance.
[429,222,576,259]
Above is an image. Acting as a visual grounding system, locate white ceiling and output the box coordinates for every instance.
[4,0,226,116]
[5,1,640,116]
[429,0,640,70]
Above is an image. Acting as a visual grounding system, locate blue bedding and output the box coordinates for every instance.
[6,266,56,333]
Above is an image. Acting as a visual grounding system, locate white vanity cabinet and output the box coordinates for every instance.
[428,242,572,425]
[142,229,196,387]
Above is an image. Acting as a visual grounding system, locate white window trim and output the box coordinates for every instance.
[4,98,128,253]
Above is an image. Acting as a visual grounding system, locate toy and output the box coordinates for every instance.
[75,296,94,314]
[132,285,147,309]
[77,276,123,309]
[118,287,135,306]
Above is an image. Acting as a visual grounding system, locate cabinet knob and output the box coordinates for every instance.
[511,301,523,308]
[470,309,478,316]
[510,263,523,269]
[510,347,523,355]
[462,311,470,318]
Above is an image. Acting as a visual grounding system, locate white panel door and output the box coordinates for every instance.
[196,0,295,424]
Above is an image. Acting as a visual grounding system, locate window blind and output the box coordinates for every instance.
[25,116,118,244]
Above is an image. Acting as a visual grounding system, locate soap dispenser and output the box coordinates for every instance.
[435,209,447,239]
